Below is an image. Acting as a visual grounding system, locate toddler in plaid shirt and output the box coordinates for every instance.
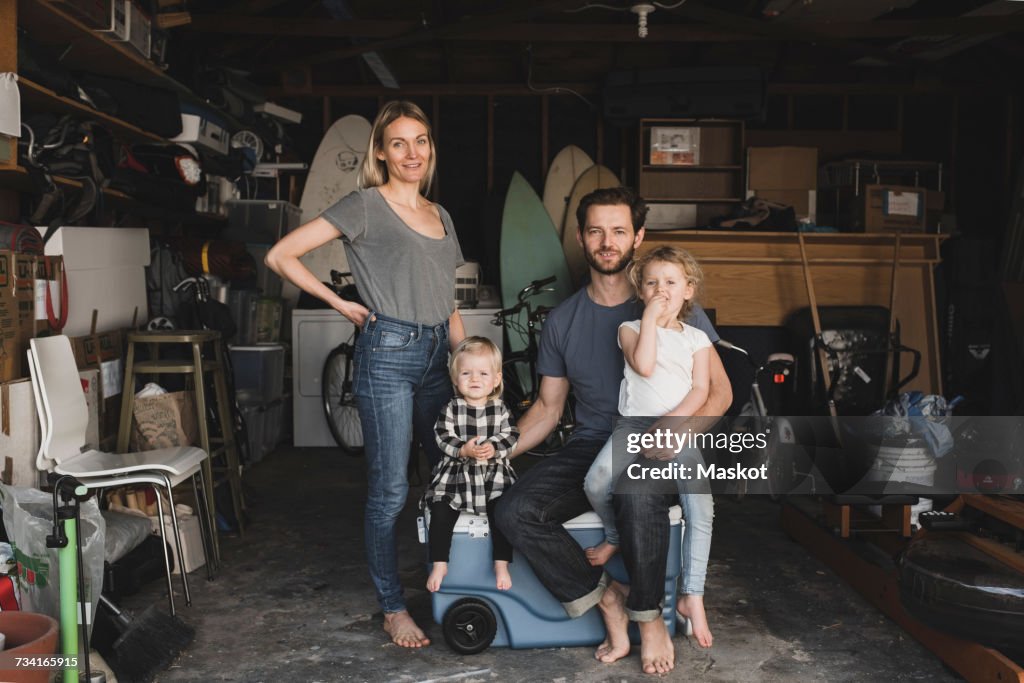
[423,336,519,592]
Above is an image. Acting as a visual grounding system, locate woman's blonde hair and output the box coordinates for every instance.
[358,100,437,194]
[628,246,704,321]
[449,336,504,400]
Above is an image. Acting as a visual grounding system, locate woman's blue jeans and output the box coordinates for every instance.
[584,417,714,595]
[352,312,451,613]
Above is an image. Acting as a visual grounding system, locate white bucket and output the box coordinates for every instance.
[868,444,937,486]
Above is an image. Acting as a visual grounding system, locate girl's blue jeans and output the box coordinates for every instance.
[583,416,714,595]
[352,312,451,613]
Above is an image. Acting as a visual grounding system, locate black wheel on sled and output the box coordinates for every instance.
[442,598,497,654]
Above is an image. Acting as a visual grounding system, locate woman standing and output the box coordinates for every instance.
[266,101,465,647]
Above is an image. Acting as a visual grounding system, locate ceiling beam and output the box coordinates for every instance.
[669,0,919,66]
[276,0,594,69]
[264,79,1017,99]
[186,14,1024,41]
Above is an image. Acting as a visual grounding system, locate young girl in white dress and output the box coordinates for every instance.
[583,245,716,648]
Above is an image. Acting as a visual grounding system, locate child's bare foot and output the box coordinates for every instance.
[383,610,430,648]
[676,594,713,648]
[494,560,512,590]
[595,580,631,663]
[585,541,619,566]
[426,561,448,592]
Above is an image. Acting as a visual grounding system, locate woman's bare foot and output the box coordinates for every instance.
[494,560,512,590]
[426,561,448,592]
[595,580,631,663]
[383,610,430,648]
[638,618,675,674]
[585,541,619,567]
[676,594,713,648]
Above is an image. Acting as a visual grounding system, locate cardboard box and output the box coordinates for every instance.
[36,227,150,336]
[32,256,64,336]
[0,251,40,382]
[0,369,99,487]
[149,512,205,574]
[747,147,819,221]
[863,184,927,233]
[0,379,41,488]
[748,147,818,190]
[69,329,124,444]
[0,134,15,168]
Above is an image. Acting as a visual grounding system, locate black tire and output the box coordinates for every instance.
[322,343,364,456]
[442,598,497,655]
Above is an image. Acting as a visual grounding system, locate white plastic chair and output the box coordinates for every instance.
[27,335,215,616]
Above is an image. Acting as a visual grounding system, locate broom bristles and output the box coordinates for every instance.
[107,606,195,683]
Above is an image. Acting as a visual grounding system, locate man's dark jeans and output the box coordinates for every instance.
[495,438,675,620]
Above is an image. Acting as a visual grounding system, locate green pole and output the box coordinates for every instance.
[59,515,79,683]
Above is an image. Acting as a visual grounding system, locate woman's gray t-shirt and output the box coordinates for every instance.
[320,187,465,325]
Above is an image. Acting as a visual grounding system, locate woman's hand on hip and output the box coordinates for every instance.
[337,300,372,327]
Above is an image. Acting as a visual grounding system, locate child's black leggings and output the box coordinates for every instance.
[428,498,513,563]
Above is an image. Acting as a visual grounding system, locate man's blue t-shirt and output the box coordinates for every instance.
[536,288,719,443]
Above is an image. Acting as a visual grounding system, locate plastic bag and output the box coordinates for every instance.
[0,485,105,638]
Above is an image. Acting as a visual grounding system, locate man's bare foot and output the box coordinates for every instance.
[676,594,713,648]
[585,541,619,567]
[638,617,675,674]
[383,610,430,648]
[494,560,512,590]
[594,580,631,663]
[426,562,448,592]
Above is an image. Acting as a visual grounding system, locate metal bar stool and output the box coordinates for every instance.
[116,330,246,565]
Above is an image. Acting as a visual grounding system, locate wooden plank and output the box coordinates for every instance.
[0,0,16,72]
[185,15,1024,41]
[781,502,1024,683]
[639,233,945,393]
[964,495,1024,530]
[19,78,165,143]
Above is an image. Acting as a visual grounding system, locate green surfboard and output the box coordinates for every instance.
[499,172,573,387]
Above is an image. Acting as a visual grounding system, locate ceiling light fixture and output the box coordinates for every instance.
[631,3,656,38]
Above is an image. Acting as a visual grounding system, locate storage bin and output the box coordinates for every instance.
[240,403,267,464]
[229,344,285,405]
[263,400,285,455]
[228,289,258,345]
[225,200,301,244]
[254,297,283,343]
[244,244,284,298]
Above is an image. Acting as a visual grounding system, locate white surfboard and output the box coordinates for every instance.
[542,145,593,239]
[285,114,372,302]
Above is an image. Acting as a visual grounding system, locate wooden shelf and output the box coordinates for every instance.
[642,165,743,171]
[19,77,166,144]
[19,0,171,89]
[16,0,243,131]
[638,118,745,204]
[0,165,130,200]
[646,197,742,203]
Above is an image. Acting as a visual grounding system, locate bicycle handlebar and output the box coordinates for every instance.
[518,275,556,303]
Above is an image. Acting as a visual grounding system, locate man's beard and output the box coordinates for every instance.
[584,244,635,275]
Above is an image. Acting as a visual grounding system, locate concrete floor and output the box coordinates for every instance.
[126,446,964,682]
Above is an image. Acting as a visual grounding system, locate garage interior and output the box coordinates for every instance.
[1,0,1024,681]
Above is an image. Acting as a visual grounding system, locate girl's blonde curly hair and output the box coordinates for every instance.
[628,246,704,321]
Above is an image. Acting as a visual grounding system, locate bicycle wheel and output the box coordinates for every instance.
[322,342,364,456]
[502,358,573,457]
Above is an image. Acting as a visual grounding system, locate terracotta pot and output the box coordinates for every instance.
[0,611,61,683]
